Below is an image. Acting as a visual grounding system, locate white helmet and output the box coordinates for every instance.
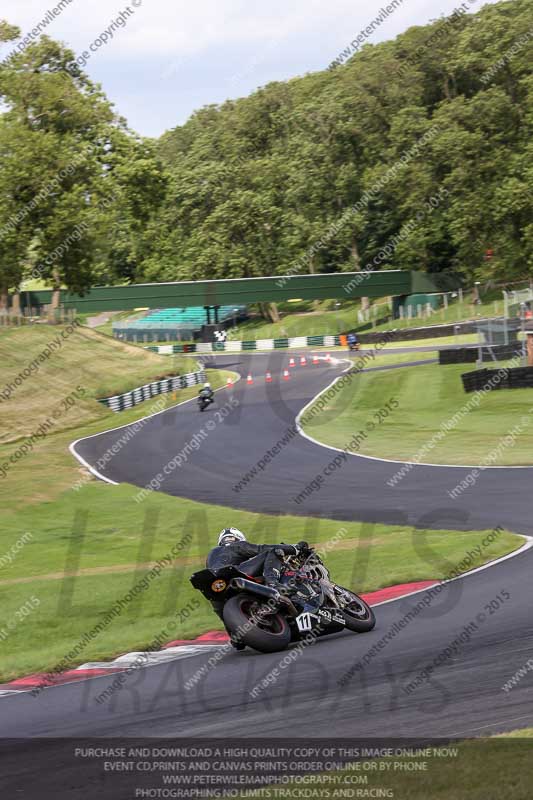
[218,527,247,546]
[204,382,211,388]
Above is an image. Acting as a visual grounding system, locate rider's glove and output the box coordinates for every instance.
[296,540,311,555]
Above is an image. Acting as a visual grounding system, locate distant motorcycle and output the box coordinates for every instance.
[198,391,214,412]
[190,547,375,653]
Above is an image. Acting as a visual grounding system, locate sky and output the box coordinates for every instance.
[1,0,499,138]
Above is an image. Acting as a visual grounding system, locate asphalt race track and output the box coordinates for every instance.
[73,352,533,533]
[2,352,533,750]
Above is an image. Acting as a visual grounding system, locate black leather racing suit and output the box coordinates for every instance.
[206,541,299,624]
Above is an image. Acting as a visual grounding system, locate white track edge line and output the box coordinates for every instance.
[370,534,533,608]
[69,374,241,485]
[2,535,531,700]
[12,361,530,699]
[295,362,533,470]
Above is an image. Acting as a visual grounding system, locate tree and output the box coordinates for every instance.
[0,25,167,308]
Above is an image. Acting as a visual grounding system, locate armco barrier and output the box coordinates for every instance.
[98,370,206,412]
[145,320,510,355]
[146,335,340,354]
[461,366,533,393]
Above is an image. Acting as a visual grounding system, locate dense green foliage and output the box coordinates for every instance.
[1,0,532,304]
[0,26,166,303]
[144,0,532,287]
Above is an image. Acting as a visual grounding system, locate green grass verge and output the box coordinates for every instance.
[236,732,533,800]
[229,300,363,339]
[355,351,438,367]
[0,324,191,444]
[0,327,522,683]
[376,334,478,348]
[302,360,533,466]
[228,296,504,340]
[0,480,520,681]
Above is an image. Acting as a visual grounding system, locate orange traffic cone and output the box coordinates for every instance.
[283,369,290,380]
[226,376,234,388]
[289,356,296,367]
[265,371,273,383]
[300,356,307,366]
[325,353,331,362]
[246,374,253,385]
[312,354,319,365]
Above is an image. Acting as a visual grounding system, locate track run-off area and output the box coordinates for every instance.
[1,351,533,747]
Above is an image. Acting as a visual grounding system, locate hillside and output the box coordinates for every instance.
[0,324,190,443]
[138,0,532,290]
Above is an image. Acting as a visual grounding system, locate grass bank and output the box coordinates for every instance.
[0,324,192,444]
[302,360,533,466]
[236,731,533,800]
[0,480,520,681]
[0,327,522,682]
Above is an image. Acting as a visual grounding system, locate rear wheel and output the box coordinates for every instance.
[223,593,291,653]
[337,589,375,633]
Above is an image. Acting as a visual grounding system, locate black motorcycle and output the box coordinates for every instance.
[190,548,375,653]
[198,391,214,412]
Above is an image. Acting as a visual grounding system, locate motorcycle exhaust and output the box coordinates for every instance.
[230,577,280,599]
[230,578,299,616]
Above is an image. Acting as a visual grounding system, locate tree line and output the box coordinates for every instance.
[1,0,531,310]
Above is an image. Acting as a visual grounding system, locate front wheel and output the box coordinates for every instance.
[337,589,375,633]
[223,593,291,653]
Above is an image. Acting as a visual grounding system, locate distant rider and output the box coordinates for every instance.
[199,381,214,401]
[347,332,359,351]
[198,382,215,410]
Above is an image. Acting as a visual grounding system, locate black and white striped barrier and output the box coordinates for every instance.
[98,370,207,412]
